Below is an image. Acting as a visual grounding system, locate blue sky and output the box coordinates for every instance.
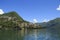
[0,0,60,22]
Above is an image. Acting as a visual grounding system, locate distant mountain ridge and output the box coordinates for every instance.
[39,18,60,29]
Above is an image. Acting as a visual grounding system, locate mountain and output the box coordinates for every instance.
[46,18,60,27]
[1,11,24,21]
[39,18,60,27]
[46,18,60,29]
[39,18,60,31]
[39,22,47,27]
[0,11,29,30]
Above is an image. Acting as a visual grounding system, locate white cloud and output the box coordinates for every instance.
[56,5,60,10]
[0,9,4,15]
[33,19,38,23]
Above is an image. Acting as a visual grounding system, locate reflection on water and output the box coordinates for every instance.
[24,29,47,40]
[0,28,60,40]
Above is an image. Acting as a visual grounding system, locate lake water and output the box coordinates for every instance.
[0,28,60,40]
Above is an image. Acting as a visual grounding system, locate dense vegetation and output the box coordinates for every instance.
[0,11,27,30]
[2,11,24,21]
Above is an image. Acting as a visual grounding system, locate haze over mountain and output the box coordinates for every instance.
[40,18,60,28]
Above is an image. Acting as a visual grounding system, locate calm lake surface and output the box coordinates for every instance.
[0,28,60,40]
